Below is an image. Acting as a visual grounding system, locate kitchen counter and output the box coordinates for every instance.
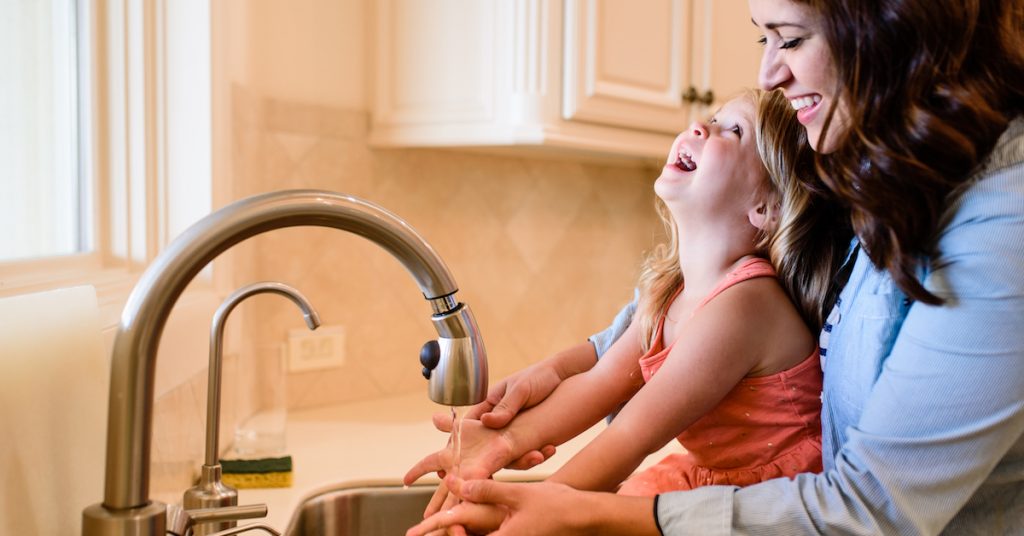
[156,392,680,533]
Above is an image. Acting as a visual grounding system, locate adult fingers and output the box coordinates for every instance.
[405,502,506,536]
[504,444,556,470]
[448,476,520,508]
[463,382,506,421]
[479,382,531,429]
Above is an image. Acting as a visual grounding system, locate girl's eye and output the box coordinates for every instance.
[780,37,803,49]
[756,35,767,46]
[731,125,743,137]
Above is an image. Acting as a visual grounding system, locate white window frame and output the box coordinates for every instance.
[0,0,216,332]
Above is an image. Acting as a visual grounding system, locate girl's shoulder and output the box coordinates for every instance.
[693,270,796,329]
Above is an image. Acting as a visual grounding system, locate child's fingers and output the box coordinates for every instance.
[431,411,456,433]
[423,480,450,518]
[404,450,447,486]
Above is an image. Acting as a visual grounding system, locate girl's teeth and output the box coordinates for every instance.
[789,95,821,110]
[676,152,696,171]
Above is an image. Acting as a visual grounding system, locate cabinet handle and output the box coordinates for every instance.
[682,86,715,106]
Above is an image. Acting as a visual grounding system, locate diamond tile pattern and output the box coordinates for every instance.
[149,88,665,497]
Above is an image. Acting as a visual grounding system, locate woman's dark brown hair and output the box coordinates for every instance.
[799,0,1024,304]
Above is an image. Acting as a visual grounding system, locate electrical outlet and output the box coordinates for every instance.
[287,325,345,372]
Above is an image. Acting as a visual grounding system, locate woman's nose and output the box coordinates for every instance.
[758,48,790,90]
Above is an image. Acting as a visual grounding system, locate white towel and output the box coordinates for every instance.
[0,285,108,535]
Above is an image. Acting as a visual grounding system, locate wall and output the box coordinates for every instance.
[149,0,663,498]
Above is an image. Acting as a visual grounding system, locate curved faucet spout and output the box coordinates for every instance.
[82,190,487,535]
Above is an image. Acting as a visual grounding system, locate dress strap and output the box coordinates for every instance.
[695,257,776,311]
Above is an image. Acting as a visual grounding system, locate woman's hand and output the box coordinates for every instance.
[465,361,565,429]
[407,476,658,536]
[466,341,599,429]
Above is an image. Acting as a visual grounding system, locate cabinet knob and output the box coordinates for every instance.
[682,86,715,106]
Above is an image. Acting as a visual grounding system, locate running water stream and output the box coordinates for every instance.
[449,406,465,504]
[450,406,464,477]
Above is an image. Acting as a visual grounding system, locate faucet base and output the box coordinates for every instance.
[82,500,166,536]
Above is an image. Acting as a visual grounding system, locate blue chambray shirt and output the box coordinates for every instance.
[595,118,1024,534]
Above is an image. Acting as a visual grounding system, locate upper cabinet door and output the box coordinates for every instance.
[562,0,693,135]
[369,0,765,161]
[690,0,764,111]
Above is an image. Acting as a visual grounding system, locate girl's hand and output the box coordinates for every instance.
[426,412,557,472]
[403,419,516,487]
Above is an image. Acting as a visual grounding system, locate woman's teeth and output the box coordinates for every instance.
[676,150,697,172]
[790,95,821,111]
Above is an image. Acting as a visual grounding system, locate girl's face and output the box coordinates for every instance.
[749,0,847,153]
[655,96,766,219]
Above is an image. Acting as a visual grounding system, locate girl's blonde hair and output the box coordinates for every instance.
[635,88,849,351]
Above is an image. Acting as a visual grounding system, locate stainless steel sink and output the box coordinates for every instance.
[285,481,436,536]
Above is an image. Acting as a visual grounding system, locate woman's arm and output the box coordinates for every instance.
[548,277,797,492]
[405,477,661,536]
[660,164,1024,534]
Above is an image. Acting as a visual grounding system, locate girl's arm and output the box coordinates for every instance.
[404,318,647,485]
[548,277,803,491]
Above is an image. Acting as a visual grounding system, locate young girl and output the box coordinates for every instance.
[404,88,848,507]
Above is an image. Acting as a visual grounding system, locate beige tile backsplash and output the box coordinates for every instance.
[150,87,663,495]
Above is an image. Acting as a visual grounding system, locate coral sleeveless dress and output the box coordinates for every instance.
[617,257,823,496]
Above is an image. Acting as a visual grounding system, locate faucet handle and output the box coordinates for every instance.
[166,503,268,536]
[419,340,441,379]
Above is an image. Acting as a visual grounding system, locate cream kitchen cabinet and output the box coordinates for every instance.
[370,0,762,161]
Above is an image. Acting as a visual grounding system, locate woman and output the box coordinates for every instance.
[409,0,1024,533]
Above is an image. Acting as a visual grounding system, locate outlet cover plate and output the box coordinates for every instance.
[287,325,345,372]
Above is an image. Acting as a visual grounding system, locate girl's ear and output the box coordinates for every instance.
[749,199,778,231]
[747,202,777,231]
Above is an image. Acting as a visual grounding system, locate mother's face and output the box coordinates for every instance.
[749,0,848,153]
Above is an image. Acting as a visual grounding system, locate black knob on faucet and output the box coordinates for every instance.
[419,340,441,379]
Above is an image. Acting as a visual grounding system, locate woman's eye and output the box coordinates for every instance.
[780,37,803,49]
[756,35,767,46]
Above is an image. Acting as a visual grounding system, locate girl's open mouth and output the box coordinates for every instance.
[675,150,697,172]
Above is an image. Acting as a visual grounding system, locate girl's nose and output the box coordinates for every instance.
[758,47,791,90]
[690,123,707,138]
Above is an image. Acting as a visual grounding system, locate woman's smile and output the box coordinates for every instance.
[789,94,822,125]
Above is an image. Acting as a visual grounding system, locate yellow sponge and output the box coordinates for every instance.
[220,456,293,489]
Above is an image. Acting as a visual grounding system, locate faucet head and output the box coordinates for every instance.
[425,302,488,406]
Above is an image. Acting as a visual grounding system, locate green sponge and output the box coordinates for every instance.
[220,456,293,489]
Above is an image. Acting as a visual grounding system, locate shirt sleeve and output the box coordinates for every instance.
[588,288,639,359]
[658,162,1024,534]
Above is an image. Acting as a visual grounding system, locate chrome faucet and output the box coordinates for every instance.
[82,190,488,535]
[180,281,320,536]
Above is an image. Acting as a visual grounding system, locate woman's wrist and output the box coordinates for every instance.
[552,341,600,380]
[574,489,660,534]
